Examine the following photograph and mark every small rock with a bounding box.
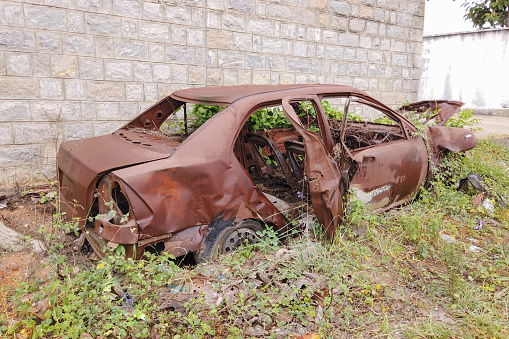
[31,240,47,253]
[0,221,26,252]
[250,325,265,336]
[440,233,455,244]
[352,224,367,238]
[275,248,290,259]
[297,214,316,229]
[469,245,482,252]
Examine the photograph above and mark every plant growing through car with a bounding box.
[445,108,481,131]
[176,100,348,134]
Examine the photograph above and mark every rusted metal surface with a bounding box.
[163,225,208,258]
[397,100,465,126]
[349,138,428,212]
[427,126,476,166]
[57,85,477,259]
[281,96,344,238]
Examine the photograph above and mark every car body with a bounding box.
[57,85,476,260]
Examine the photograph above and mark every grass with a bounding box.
[2,137,509,338]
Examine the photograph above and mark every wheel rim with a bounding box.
[220,227,259,254]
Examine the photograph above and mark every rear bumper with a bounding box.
[94,218,139,244]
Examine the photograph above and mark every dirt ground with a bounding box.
[0,192,53,276]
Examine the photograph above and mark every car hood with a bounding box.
[397,100,464,126]
[58,129,182,190]
[427,126,477,166]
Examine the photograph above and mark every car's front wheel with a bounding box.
[194,219,264,263]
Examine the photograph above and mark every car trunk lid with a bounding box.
[58,129,182,191]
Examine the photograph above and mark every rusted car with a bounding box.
[57,85,476,261]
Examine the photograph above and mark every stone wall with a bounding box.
[0,0,425,188]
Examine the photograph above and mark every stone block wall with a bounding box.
[0,0,425,188]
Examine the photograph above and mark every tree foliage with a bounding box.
[461,0,509,28]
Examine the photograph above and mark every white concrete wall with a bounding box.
[419,28,509,111]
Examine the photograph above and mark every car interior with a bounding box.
[228,96,407,219]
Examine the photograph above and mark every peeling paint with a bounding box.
[351,184,392,210]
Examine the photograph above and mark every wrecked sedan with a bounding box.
[57,85,476,261]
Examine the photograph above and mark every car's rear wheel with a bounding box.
[194,219,264,263]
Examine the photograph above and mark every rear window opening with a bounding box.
[159,104,226,138]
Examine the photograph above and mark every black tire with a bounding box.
[194,219,264,263]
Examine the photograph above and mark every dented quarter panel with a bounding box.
[397,100,465,126]
[57,132,179,221]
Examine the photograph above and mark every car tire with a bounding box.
[194,219,264,263]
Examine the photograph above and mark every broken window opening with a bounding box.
[159,104,226,138]
[234,103,317,219]
[323,95,406,152]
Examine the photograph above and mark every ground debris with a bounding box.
[3,135,509,338]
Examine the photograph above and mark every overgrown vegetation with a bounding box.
[2,114,509,338]
[174,100,388,136]
[444,108,481,130]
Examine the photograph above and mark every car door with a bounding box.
[281,96,344,239]
[349,138,428,211]
[343,97,429,211]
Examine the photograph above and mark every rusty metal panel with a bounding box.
[170,84,358,106]
[281,96,344,238]
[349,138,428,212]
[397,100,465,126]
[56,85,478,259]
[427,126,477,166]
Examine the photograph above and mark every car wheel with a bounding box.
[194,219,264,263]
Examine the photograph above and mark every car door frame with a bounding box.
[281,95,344,239]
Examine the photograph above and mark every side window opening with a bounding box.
[323,96,405,152]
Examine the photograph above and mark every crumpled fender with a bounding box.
[397,100,464,126]
[427,126,477,166]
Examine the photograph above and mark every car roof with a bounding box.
[170,84,362,106]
